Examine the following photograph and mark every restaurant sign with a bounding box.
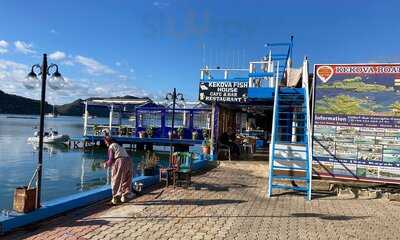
[199,81,248,103]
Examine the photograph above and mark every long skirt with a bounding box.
[111,157,133,197]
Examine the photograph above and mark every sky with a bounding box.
[0,0,400,104]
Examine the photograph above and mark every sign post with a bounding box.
[312,63,400,183]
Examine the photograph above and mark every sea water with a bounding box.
[0,114,184,210]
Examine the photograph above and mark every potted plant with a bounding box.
[202,139,211,155]
[177,127,185,139]
[192,130,198,140]
[138,130,146,138]
[119,126,128,136]
[168,130,174,139]
[203,129,210,140]
[145,126,155,138]
[139,151,160,176]
[93,124,99,135]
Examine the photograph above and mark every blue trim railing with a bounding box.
[0,157,213,235]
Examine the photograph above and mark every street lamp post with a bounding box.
[24,54,65,209]
[165,88,184,157]
[166,88,184,133]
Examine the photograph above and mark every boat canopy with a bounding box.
[86,98,151,107]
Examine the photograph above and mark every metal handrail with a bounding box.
[28,166,39,190]
[279,36,293,85]
[303,58,313,200]
[267,60,281,197]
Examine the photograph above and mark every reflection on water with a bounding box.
[0,115,175,210]
[30,143,70,155]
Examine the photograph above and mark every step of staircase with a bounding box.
[269,86,311,200]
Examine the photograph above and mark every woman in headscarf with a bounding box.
[103,136,134,204]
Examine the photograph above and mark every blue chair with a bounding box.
[173,152,193,187]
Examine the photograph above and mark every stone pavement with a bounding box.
[4,161,400,240]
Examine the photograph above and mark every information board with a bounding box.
[199,81,248,103]
[313,64,400,183]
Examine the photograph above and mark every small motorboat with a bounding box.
[45,106,58,118]
[82,113,95,119]
[27,129,70,144]
[45,113,58,118]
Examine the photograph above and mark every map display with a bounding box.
[313,64,400,183]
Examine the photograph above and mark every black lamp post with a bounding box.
[165,88,184,156]
[165,88,184,134]
[24,54,65,209]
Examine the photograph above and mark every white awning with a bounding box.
[87,98,151,106]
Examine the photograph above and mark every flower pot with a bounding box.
[192,133,198,140]
[202,146,210,155]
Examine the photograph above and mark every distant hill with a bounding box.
[55,99,86,116]
[55,96,150,117]
[0,90,150,116]
[0,90,52,115]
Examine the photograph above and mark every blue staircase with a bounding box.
[266,38,312,200]
[267,37,293,80]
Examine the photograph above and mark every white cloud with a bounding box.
[14,41,35,54]
[75,55,115,75]
[49,51,66,61]
[129,68,135,73]
[0,59,75,104]
[0,60,28,79]
[0,40,8,48]
[50,29,58,34]
[0,58,157,105]
[54,79,153,103]
[153,1,170,8]
[119,75,128,81]
[0,60,35,98]
[0,40,8,54]
[62,60,75,66]
[115,62,121,67]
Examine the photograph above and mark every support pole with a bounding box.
[182,107,187,128]
[210,103,219,159]
[169,88,177,158]
[118,106,122,134]
[109,104,114,136]
[83,101,88,136]
[267,50,273,88]
[249,63,253,87]
[36,54,48,209]
[171,88,176,131]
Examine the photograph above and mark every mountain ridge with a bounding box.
[0,90,149,116]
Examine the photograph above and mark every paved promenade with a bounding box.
[4,161,400,240]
